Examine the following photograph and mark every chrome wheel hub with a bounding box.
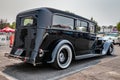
[59,52,65,63]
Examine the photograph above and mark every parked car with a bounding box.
[5,7,114,69]
[102,32,120,44]
[97,32,106,37]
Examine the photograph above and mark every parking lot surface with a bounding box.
[60,45,120,80]
[0,45,120,80]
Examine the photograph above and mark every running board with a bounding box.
[75,53,102,60]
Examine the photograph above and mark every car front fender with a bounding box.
[102,40,113,55]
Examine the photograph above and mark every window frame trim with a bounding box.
[51,13,75,30]
[89,23,96,34]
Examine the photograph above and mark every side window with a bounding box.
[76,20,88,32]
[52,15,74,29]
[90,23,95,33]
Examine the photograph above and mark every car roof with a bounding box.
[18,7,96,24]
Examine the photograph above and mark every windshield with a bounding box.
[106,33,119,37]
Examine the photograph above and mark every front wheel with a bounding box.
[52,44,72,69]
[107,44,114,55]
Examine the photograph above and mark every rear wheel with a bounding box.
[107,44,114,55]
[52,44,72,69]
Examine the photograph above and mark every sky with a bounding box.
[0,0,120,26]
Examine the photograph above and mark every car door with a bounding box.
[75,20,91,55]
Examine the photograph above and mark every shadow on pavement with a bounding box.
[2,55,117,80]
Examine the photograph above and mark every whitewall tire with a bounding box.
[52,44,72,69]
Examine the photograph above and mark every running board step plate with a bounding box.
[75,53,102,60]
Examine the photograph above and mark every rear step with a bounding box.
[4,53,38,66]
[4,53,28,61]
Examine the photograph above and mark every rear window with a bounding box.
[21,16,37,26]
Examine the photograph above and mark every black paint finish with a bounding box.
[10,7,97,64]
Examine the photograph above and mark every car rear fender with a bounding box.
[47,40,75,63]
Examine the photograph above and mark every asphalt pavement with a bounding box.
[0,45,120,80]
[60,45,120,80]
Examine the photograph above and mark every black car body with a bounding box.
[7,7,114,69]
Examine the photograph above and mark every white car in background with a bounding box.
[97,32,106,37]
[102,33,120,44]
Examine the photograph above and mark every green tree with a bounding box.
[10,22,16,29]
[0,19,10,29]
[102,26,106,32]
[108,25,113,32]
[96,25,101,32]
[116,22,120,32]
[90,17,101,32]
[0,23,10,29]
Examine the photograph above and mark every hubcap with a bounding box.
[59,52,65,63]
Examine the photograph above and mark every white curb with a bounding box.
[0,71,18,80]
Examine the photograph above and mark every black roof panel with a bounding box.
[18,7,95,24]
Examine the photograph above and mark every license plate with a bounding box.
[15,49,24,56]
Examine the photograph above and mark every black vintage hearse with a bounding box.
[7,7,114,69]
